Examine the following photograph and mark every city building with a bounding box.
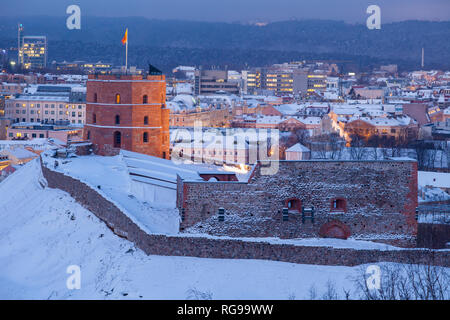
[244,66,327,96]
[4,84,86,124]
[6,121,83,144]
[194,70,240,95]
[19,36,47,69]
[51,61,113,74]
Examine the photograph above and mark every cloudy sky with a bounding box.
[2,0,450,23]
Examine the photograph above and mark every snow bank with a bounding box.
[41,152,180,235]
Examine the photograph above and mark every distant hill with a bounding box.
[0,16,449,72]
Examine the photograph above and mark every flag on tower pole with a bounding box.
[121,28,128,72]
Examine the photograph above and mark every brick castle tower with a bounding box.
[84,69,170,158]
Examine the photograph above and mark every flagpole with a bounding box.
[125,29,128,73]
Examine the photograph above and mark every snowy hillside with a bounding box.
[0,159,374,299]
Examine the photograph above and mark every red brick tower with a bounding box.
[84,73,170,158]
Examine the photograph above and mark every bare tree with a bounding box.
[329,133,344,160]
[353,263,449,300]
[349,135,367,160]
[412,141,435,170]
[186,287,213,300]
[294,129,310,146]
[321,280,339,300]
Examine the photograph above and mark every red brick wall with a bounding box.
[84,74,169,158]
[178,160,419,246]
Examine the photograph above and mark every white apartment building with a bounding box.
[4,85,86,125]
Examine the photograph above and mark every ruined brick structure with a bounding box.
[84,73,170,158]
[41,158,449,265]
[177,160,419,246]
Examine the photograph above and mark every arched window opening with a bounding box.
[93,113,97,124]
[87,131,91,140]
[93,93,98,103]
[115,93,121,104]
[144,116,149,125]
[331,198,347,212]
[285,198,301,212]
[143,132,149,143]
[115,114,120,125]
[113,131,121,148]
[143,95,148,104]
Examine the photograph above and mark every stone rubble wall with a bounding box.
[40,158,449,267]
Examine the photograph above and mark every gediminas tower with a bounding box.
[84,68,170,158]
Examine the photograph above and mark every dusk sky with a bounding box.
[2,0,450,23]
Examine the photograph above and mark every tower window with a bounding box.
[87,131,91,140]
[93,113,97,124]
[143,132,149,143]
[331,198,347,212]
[143,95,148,104]
[115,94,121,104]
[144,116,148,125]
[115,115,120,125]
[113,131,121,148]
[93,93,98,103]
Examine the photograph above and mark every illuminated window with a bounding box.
[115,94,121,104]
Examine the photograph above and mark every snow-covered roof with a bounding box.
[10,95,70,102]
[418,171,450,189]
[121,150,228,187]
[0,148,38,160]
[171,94,196,108]
[291,116,321,125]
[286,143,310,153]
[274,104,303,115]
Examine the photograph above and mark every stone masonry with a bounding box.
[40,158,449,267]
[178,160,419,246]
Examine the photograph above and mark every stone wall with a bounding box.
[40,158,449,267]
[178,160,418,245]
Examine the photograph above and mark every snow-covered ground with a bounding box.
[41,152,180,235]
[1,159,449,299]
[0,160,366,299]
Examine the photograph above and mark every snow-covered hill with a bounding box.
[0,159,372,299]
[3,160,447,299]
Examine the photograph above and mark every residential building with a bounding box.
[4,84,86,124]
[6,121,83,144]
